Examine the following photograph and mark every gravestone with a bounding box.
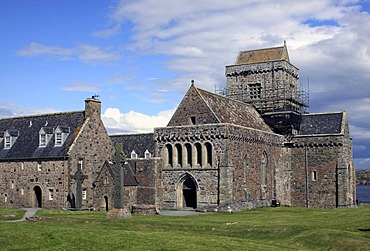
[70,164,88,209]
[106,143,132,219]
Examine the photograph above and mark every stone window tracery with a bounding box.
[205,142,213,167]
[248,83,262,99]
[185,143,192,167]
[260,151,268,199]
[175,144,183,167]
[164,144,173,167]
[163,141,213,169]
[195,143,202,167]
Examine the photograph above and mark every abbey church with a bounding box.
[0,44,356,211]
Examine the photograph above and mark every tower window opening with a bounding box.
[248,83,262,99]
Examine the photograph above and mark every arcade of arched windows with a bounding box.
[163,142,214,168]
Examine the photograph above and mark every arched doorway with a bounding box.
[33,186,42,208]
[183,178,197,208]
[104,196,109,211]
[177,175,197,209]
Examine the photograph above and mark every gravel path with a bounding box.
[4,208,41,222]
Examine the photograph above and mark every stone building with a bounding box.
[0,44,356,211]
[0,97,114,209]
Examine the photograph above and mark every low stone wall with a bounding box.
[131,204,159,215]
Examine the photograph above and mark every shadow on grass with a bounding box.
[358,228,370,231]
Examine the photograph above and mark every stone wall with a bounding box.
[0,159,68,208]
[127,158,162,207]
[290,134,355,208]
[68,99,114,209]
[225,60,300,111]
[155,123,286,210]
[225,125,285,205]
[161,169,219,209]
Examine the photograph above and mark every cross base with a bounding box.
[106,208,132,219]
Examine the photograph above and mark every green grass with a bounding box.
[0,208,25,221]
[1,205,370,250]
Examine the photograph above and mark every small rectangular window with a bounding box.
[21,188,24,196]
[4,136,11,149]
[4,194,7,203]
[82,189,87,200]
[39,134,46,146]
[37,162,42,171]
[48,189,54,200]
[55,133,62,145]
[312,171,317,181]
[11,181,14,189]
[21,162,24,170]
[78,158,84,170]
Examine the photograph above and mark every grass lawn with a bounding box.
[0,205,369,250]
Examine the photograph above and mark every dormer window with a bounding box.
[54,126,70,146]
[4,130,19,149]
[39,127,53,147]
[4,136,11,148]
[55,132,62,145]
[144,150,152,159]
[131,150,138,159]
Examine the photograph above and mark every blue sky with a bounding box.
[1,0,370,169]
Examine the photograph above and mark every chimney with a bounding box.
[85,95,101,119]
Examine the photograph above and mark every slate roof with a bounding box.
[195,87,273,132]
[110,133,155,158]
[0,111,85,160]
[236,45,290,65]
[101,161,139,186]
[298,112,343,135]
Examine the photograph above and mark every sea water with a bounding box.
[356,185,370,203]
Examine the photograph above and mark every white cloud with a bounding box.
[0,103,58,118]
[92,0,370,160]
[350,125,370,140]
[17,42,73,60]
[17,42,120,65]
[62,82,99,92]
[78,44,120,64]
[102,107,175,134]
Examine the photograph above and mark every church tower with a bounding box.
[224,42,308,135]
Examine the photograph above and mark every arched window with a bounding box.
[195,143,202,167]
[175,144,183,168]
[205,142,213,167]
[260,151,268,199]
[243,154,249,181]
[185,143,192,167]
[164,144,173,167]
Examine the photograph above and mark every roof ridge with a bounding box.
[0,110,84,121]
[193,85,221,123]
[240,45,285,53]
[302,111,344,116]
[110,132,154,137]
